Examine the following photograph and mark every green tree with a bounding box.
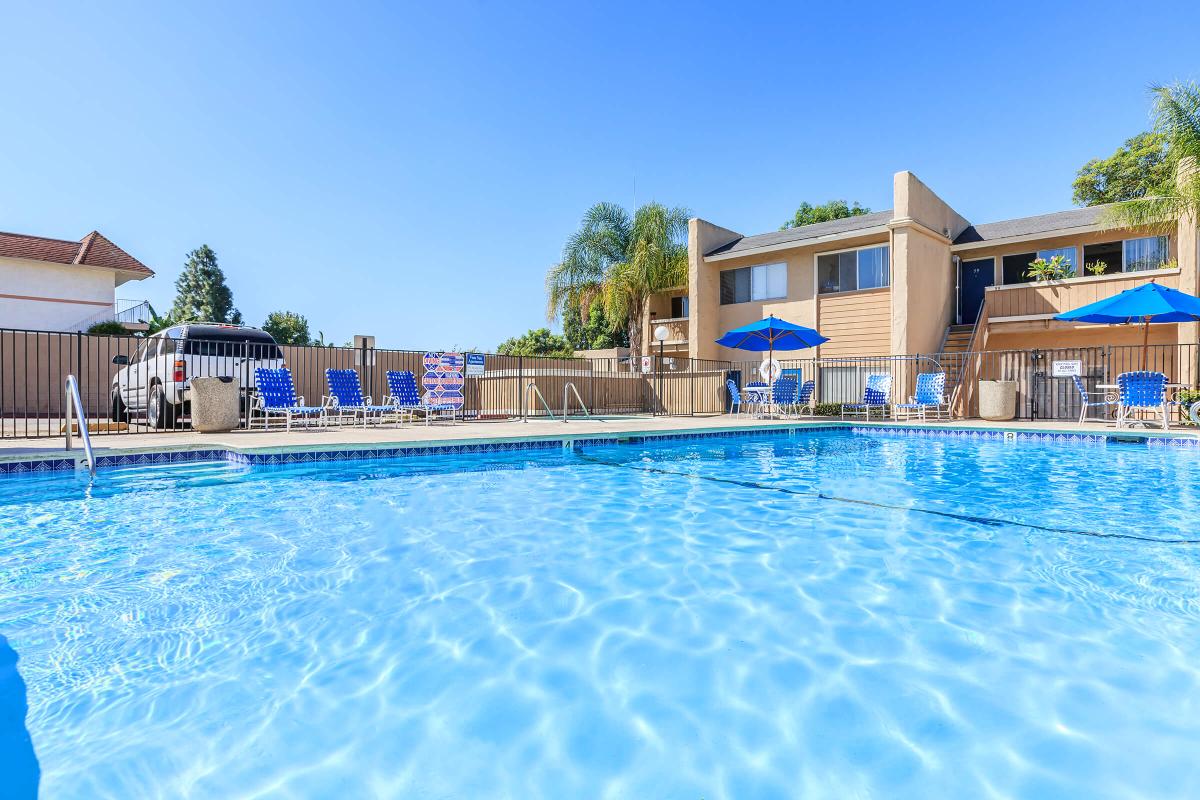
[262,310,312,345]
[139,304,176,335]
[170,245,243,324]
[562,296,628,350]
[1073,132,1172,206]
[781,200,870,230]
[496,327,575,357]
[546,201,689,357]
[1104,82,1200,231]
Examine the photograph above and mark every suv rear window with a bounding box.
[182,328,284,359]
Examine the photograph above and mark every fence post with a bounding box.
[242,340,251,429]
[517,356,524,421]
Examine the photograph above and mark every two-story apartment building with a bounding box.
[0,229,154,332]
[645,170,1198,367]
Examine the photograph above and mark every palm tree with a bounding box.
[547,202,689,357]
[1104,81,1200,231]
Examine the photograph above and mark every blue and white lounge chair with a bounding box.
[385,370,458,425]
[254,367,326,431]
[1117,371,1169,430]
[324,369,402,427]
[841,374,892,420]
[1071,375,1116,425]
[726,379,744,416]
[894,372,949,421]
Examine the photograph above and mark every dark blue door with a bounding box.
[959,258,994,324]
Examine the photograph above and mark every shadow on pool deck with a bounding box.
[0,634,40,799]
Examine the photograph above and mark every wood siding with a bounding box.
[817,288,891,356]
[987,270,1180,318]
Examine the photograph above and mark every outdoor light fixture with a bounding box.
[653,325,669,416]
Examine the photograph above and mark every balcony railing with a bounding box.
[986,267,1180,320]
[72,299,152,331]
[651,316,689,344]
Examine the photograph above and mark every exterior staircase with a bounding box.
[935,323,974,389]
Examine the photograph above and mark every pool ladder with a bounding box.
[521,381,593,423]
[64,375,96,477]
[561,382,591,423]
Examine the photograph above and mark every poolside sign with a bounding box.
[640,356,652,373]
[1052,360,1082,378]
[421,352,465,410]
[465,353,486,376]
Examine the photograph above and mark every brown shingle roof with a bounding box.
[0,230,153,277]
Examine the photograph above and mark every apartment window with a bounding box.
[670,296,689,318]
[1123,235,1169,272]
[1001,252,1036,284]
[1037,247,1077,275]
[719,263,787,304]
[816,245,889,294]
[1082,241,1122,276]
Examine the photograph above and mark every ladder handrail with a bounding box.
[561,381,592,423]
[64,375,96,477]
[522,381,556,422]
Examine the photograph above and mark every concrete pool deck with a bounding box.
[2,414,1199,471]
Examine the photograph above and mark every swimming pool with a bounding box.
[2,429,1199,798]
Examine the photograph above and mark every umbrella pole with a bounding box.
[1141,316,1149,371]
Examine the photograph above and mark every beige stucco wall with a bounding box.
[0,257,118,332]
[889,172,966,357]
[687,219,742,360]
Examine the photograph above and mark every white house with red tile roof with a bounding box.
[0,230,154,332]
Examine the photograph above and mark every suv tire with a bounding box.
[110,389,128,423]
[147,383,177,430]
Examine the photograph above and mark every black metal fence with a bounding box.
[2,326,1198,440]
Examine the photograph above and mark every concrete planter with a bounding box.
[190,376,240,433]
[978,380,1017,421]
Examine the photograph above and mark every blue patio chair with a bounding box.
[1116,371,1169,430]
[841,374,892,421]
[726,378,744,417]
[385,370,458,426]
[794,379,815,417]
[324,369,402,427]
[253,367,326,431]
[894,372,949,421]
[1071,374,1116,425]
[771,376,798,415]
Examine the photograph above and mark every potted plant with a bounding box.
[1084,260,1108,276]
[1024,254,1074,282]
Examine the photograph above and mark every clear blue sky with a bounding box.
[2,1,1198,349]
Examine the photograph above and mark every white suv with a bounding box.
[111,323,285,429]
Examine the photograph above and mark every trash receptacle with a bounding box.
[978,379,1017,421]
[190,376,240,433]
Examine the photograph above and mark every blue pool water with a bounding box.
[3,430,1200,798]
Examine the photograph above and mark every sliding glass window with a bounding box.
[720,263,787,305]
[816,245,889,294]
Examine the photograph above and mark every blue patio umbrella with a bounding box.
[715,315,828,383]
[1054,281,1200,369]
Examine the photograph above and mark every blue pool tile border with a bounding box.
[850,426,1109,445]
[3,422,1200,477]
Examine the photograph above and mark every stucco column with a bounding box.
[687,219,742,361]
